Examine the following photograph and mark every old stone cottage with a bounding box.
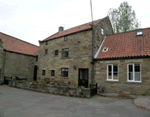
[38,16,113,87]
[94,28,150,94]
[38,16,150,95]
[0,32,39,84]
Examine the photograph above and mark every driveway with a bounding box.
[0,85,149,117]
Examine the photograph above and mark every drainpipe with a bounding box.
[91,24,94,86]
[2,49,6,83]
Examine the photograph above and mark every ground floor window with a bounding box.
[61,68,68,77]
[42,70,46,76]
[51,70,55,76]
[127,63,141,82]
[107,64,118,81]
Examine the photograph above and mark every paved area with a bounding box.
[134,96,150,111]
[0,85,150,117]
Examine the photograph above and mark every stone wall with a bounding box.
[8,80,91,98]
[4,51,36,80]
[38,30,92,87]
[95,58,150,95]
[93,16,114,55]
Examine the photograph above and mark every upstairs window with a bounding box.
[45,49,48,54]
[127,64,141,82]
[45,41,48,45]
[62,48,69,57]
[42,70,46,76]
[64,36,68,41]
[101,28,104,35]
[61,68,68,77]
[107,64,118,81]
[36,56,38,61]
[51,70,55,76]
[55,50,58,56]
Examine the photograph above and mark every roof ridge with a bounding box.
[0,32,39,47]
[107,27,150,37]
[41,17,105,42]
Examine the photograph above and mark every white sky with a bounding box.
[0,0,150,46]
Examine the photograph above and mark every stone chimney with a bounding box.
[59,26,64,32]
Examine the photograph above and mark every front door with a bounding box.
[33,66,38,81]
[78,69,88,88]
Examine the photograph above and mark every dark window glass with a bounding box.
[64,36,67,41]
[62,48,69,57]
[51,70,55,76]
[113,65,118,72]
[45,49,48,54]
[135,64,140,72]
[55,50,58,56]
[108,65,111,72]
[61,68,68,77]
[42,70,46,76]
[129,65,133,72]
[45,41,48,45]
[36,56,38,61]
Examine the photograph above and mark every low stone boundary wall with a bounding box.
[8,80,91,98]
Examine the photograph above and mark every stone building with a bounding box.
[94,28,150,94]
[38,16,113,87]
[0,32,39,84]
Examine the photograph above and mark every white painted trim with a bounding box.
[94,36,106,58]
[127,63,141,82]
[107,64,119,81]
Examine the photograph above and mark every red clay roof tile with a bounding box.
[97,28,150,59]
[42,18,104,42]
[0,32,39,56]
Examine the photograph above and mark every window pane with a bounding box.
[129,72,133,80]
[135,64,140,72]
[113,74,118,80]
[113,65,118,72]
[108,65,111,72]
[129,65,133,72]
[135,72,141,81]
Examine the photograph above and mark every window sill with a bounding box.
[125,81,142,84]
[61,57,70,59]
[61,77,69,79]
[105,80,120,83]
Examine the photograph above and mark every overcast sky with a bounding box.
[0,0,150,46]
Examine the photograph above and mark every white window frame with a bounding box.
[127,63,141,83]
[107,64,119,81]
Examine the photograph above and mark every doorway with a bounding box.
[33,66,38,81]
[78,69,89,88]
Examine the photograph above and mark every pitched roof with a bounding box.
[96,28,150,59]
[0,32,39,56]
[41,18,105,42]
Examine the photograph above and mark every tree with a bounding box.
[108,1,141,33]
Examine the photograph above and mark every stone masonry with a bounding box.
[38,17,113,87]
[95,58,150,95]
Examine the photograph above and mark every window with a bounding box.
[136,30,143,36]
[102,46,109,52]
[61,68,68,77]
[45,41,48,45]
[45,49,48,54]
[64,36,67,41]
[51,70,55,76]
[62,48,69,57]
[36,56,38,61]
[127,64,141,82]
[107,64,118,81]
[42,70,46,76]
[55,50,58,56]
[101,28,104,35]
